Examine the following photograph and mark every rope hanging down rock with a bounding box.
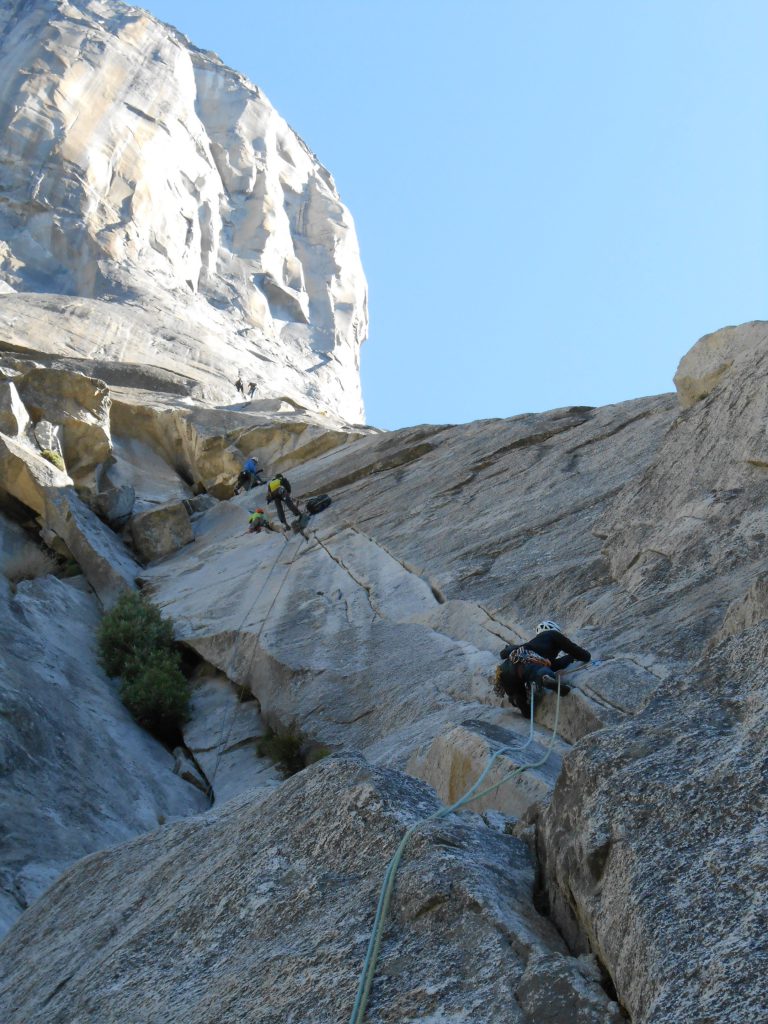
[348,681,565,1024]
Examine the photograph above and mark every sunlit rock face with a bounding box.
[0,327,766,1021]
[0,0,367,422]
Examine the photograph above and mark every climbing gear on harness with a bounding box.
[536,620,561,634]
[348,681,565,1024]
[510,646,550,667]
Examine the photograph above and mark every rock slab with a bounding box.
[0,569,207,937]
[0,753,621,1023]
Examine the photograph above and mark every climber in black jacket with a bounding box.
[496,620,591,719]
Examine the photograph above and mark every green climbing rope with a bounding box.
[348,681,564,1024]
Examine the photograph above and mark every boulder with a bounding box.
[42,486,139,607]
[0,381,28,437]
[0,434,137,603]
[14,367,111,486]
[0,432,70,514]
[182,494,218,517]
[93,484,135,527]
[130,501,194,563]
[674,321,768,408]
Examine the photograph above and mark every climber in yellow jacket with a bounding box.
[266,473,301,528]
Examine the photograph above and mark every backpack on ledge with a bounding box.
[305,494,332,515]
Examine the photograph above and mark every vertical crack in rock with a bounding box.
[311,530,383,621]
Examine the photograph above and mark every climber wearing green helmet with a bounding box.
[495,620,591,719]
[247,508,283,535]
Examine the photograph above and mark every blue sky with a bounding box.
[141,1,767,429]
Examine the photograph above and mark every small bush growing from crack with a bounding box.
[3,544,58,588]
[98,592,190,732]
[258,726,332,776]
[258,727,305,775]
[41,449,65,471]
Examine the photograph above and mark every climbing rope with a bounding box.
[206,530,306,795]
[347,680,565,1024]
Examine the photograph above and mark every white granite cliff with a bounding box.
[0,0,367,422]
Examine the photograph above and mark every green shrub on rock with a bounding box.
[97,592,175,677]
[98,592,189,731]
[41,449,65,471]
[120,649,190,732]
[257,727,332,775]
[257,726,305,775]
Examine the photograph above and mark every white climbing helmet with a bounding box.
[536,620,561,634]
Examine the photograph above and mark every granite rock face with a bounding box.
[0,1,763,1015]
[130,500,194,563]
[182,669,283,806]
[536,623,767,1024]
[140,395,679,777]
[600,321,768,659]
[1,322,766,1023]
[0,565,207,937]
[0,753,622,1024]
[126,338,762,1024]
[0,0,367,422]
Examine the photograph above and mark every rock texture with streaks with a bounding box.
[0,568,207,936]
[0,754,623,1024]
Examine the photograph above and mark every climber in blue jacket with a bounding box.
[234,456,265,494]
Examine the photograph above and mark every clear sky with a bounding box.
[140,0,767,430]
